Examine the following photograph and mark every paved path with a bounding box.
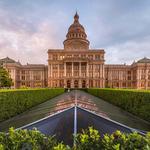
[0,90,150,132]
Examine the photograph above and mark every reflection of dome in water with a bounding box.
[63,12,90,50]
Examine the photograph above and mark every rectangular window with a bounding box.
[81,54,86,58]
[53,55,58,60]
[22,82,25,86]
[22,70,25,74]
[67,55,72,58]
[22,76,25,80]
[95,55,100,60]
[60,55,64,60]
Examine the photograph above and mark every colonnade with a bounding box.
[48,62,104,88]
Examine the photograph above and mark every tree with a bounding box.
[0,67,12,88]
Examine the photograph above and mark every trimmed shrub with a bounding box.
[0,88,64,122]
[0,127,150,150]
[87,88,150,122]
[75,127,101,150]
[0,127,58,150]
[76,127,150,150]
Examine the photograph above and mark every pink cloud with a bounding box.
[0,9,63,64]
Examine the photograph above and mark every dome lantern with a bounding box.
[74,12,79,23]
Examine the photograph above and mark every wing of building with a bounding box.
[1,13,150,89]
[0,57,48,88]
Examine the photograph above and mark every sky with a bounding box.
[0,0,150,64]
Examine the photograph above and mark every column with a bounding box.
[51,64,53,77]
[86,62,89,88]
[13,69,16,88]
[71,79,74,88]
[137,69,139,89]
[31,71,33,88]
[103,65,105,78]
[57,64,60,87]
[92,64,94,88]
[41,71,43,87]
[57,64,59,77]
[99,65,102,88]
[78,62,82,88]
[145,68,148,90]
[86,62,89,77]
[79,79,82,88]
[64,79,66,88]
[93,64,95,78]
[100,64,102,78]
[102,64,105,88]
[79,62,81,77]
[64,62,66,77]
[72,62,74,77]
[93,80,95,88]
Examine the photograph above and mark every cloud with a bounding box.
[106,36,150,64]
[0,7,66,64]
[0,20,62,64]
[0,0,150,65]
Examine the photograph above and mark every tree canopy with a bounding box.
[0,67,12,88]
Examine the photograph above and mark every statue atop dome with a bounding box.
[63,12,90,50]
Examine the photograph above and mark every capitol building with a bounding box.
[0,13,150,89]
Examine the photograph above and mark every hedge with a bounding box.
[87,88,150,122]
[0,88,64,122]
[0,127,150,150]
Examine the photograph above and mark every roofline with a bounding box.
[48,49,105,53]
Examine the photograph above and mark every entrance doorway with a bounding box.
[67,80,71,88]
[74,80,79,88]
[82,80,86,88]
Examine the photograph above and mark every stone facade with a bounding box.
[0,57,48,88]
[48,49,105,88]
[48,12,105,88]
[1,13,150,89]
[105,58,150,89]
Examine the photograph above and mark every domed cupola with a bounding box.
[63,12,90,50]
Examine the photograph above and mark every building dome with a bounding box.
[63,12,90,50]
